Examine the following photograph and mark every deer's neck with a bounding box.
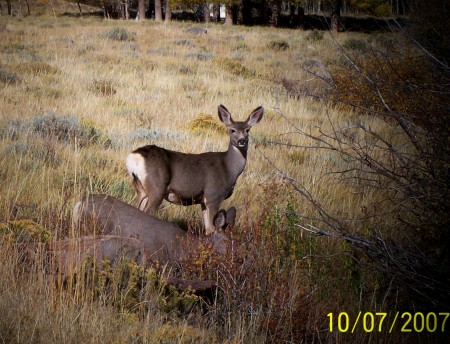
[225,142,247,181]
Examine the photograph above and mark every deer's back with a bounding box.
[75,194,187,262]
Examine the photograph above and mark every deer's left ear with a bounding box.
[246,106,264,127]
[218,105,234,126]
[226,206,236,228]
[213,209,227,230]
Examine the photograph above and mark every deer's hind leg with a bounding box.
[138,173,168,214]
[131,174,149,211]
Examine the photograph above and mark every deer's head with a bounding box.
[218,105,264,153]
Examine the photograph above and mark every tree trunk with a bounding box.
[164,0,171,22]
[138,0,145,20]
[298,6,305,30]
[77,1,83,16]
[124,0,130,20]
[212,3,220,22]
[203,3,210,22]
[330,0,342,32]
[25,0,30,15]
[236,0,244,25]
[225,4,233,25]
[154,0,162,21]
[268,0,281,27]
[6,0,12,15]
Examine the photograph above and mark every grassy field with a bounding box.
[0,2,445,344]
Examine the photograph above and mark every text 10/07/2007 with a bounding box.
[327,312,449,333]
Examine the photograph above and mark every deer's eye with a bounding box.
[230,129,236,133]
[245,129,250,134]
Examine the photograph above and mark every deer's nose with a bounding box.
[237,139,248,147]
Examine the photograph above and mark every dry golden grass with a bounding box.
[0,4,437,343]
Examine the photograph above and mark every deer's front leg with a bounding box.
[202,202,220,235]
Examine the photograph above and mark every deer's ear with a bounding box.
[213,209,227,230]
[246,106,264,126]
[226,207,236,228]
[218,105,234,126]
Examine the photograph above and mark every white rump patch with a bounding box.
[125,153,147,181]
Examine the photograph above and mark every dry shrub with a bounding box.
[267,40,290,51]
[14,61,60,75]
[0,69,20,84]
[152,323,216,343]
[295,33,450,311]
[179,183,320,343]
[0,220,51,243]
[187,114,228,135]
[330,38,450,236]
[90,79,117,96]
[100,27,135,41]
[31,112,110,147]
[214,57,257,79]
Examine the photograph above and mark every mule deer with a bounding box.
[47,235,147,277]
[125,105,263,234]
[73,194,235,263]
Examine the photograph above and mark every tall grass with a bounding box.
[0,4,443,343]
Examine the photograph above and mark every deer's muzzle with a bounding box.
[237,139,248,147]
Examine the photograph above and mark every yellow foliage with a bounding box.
[187,113,228,135]
[0,219,51,243]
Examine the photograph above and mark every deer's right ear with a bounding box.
[246,106,264,127]
[218,105,233,126]
[213,209,227,230]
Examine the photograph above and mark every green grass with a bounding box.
[0,3,438,344]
